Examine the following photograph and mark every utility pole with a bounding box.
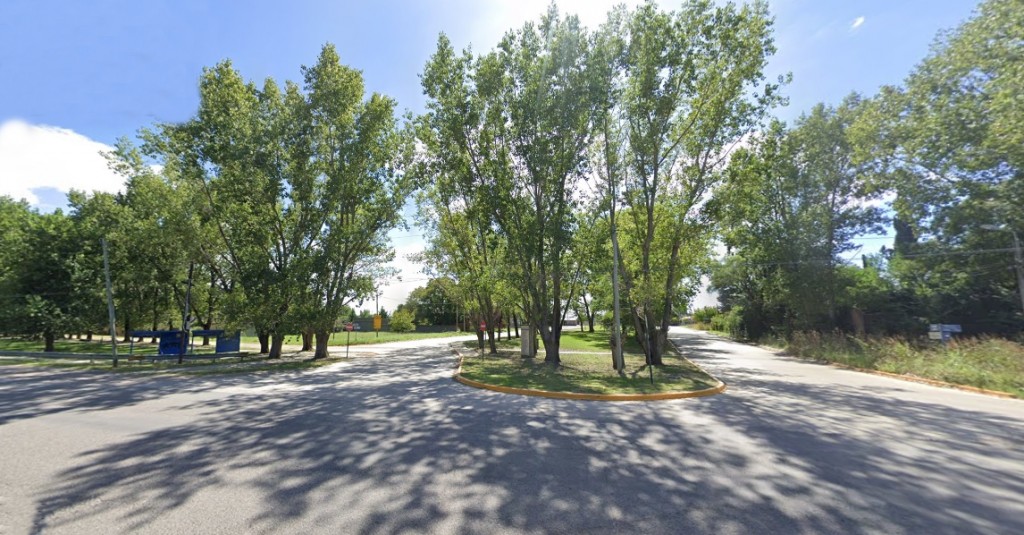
[1012,230,1024,316]
[609,169,625,374]
[101,238,118,368]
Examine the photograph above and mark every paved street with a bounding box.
[1,328,1022,534]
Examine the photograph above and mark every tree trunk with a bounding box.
[506,313,512,339]
[632,306,665,366]
[44,331,55,352]
[541,322,560,365]
[257,332,270,354]
[513,312,520,338]
[86,331,93,342]
[652,327,667,366]
[543,336,560,364]
[204,270,215,346]
[151,288,160,344]
[476,329,485,350]
[649,309,665,366]
[314,330,331,359]
[487,329,497,354]
[581,294,595,333]
[122,312,131,343]
[301,329,313,351]
[269,333,284,359]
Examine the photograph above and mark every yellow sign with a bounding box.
[373,314,382,331]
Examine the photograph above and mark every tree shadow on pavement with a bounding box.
[19,342,1024,534]
[0,366,232,425]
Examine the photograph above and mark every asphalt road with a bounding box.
[1,327,1022,534]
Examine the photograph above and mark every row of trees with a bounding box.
[712,0,1023,339]
[1,45,410,359]
[3,0,1016,363]
[0,159,199,352]
[413,0,782,366]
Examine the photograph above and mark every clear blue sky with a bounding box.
[0,0,980,144]
[0,0,982,308]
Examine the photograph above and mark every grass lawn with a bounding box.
[464,328,645,353]
[241,330,468,347]
[458,329,720,395]
[0,337,215,356]
[0,351,342,376]
[786,332,1024,398]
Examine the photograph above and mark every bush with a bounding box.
[599,311,631,337]
[692,306,719,324]
[389,309,415,333]
[710,307,745,338]
[692,305,716,321]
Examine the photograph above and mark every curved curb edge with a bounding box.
[450,346,727,402]
[690,327,1018,400]
[827,362,1018,399]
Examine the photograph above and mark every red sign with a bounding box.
[480,321,487,331]
[345,322,354,332]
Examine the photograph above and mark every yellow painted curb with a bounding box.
[451,348,727,402]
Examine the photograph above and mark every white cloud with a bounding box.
[850,16,865,31]
[0,119,123,208]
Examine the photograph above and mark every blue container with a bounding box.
[158,331,186,355]
[215,331,241,353]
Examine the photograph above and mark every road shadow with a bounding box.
[0,366,237,425]
[16,341,1024,534]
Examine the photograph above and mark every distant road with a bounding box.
[1,327,1021,534]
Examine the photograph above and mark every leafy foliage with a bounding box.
[389,309,416,333]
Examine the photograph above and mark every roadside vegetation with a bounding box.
[241,330,468,347]
[0,337,214,355]
[0,0,1019,379]
[459,353,718,396]
[462,329,644,354]
[0,350,341,376]
[687,317,1024,398]
[458,331,718,395]
[784,332,1024,398]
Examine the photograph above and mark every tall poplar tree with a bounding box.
[609,0,782,363]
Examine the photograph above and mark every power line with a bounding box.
[900,247,1016,259]
[719,247,1018,267]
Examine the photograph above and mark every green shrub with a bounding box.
[692,306,719,324]
[599,311,631,337]
[710,307,745,338]
[389,309,415,333]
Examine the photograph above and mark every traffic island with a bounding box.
[452,346,726,401]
